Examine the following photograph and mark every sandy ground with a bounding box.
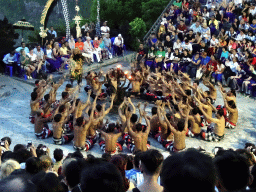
[0,62,256,158]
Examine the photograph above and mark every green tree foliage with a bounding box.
[142,0,170,28]
[90,0,170,50]
[129,18,146,49]
[0,17,19,73]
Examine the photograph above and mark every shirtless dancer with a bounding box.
[202,79,217,104]
[73,94,105,151]
[221,91,238,129]
[155,101,174,145]
[118,97,136,143]
[162,106,190,152]
[126,109,151,153]
[99,123,123,154]
[52,98,77,145]
[34,109,53,139]
[128,71,143,97]
[49,74,66,109]
[30,86,48,124]
[197,101,226,142]
[86,94,115,145]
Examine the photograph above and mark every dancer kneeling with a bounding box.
[126,109,151,154]
[162,106,190,152]
[99,123,123,154]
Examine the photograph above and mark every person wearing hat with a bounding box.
[101,21,110,36]
[114,34,124,56]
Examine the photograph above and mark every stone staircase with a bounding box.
[143,0,175,44]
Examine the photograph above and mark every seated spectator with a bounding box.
[131,149,163,192]
[186,52,201,78]
[212,61,225,84]
[173,0,182,9]
[2,51,18,76]
[103,34,112,57]
[181,39,193,54]
[60,42,69,57]
[33,45,45,73]
[16,42,29,54]
[0,159,20,179]
[68,36,76,50]
[135,43,147,69]
[80,160,125,192]
[164,35,173,50]
[114,34,124,56]
[83,36,102,63]
[160,148,216,192]
[155,46,165,70]
[44,43,61,73]
[190,21,202,34]
[75,37,84,52]
[201,23,211,43]
[93,36,103,60]
[20,49,35,79]
[214,150,251,192]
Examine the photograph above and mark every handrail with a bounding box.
[143,0,175,42]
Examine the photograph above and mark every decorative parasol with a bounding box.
[13,18,34,41]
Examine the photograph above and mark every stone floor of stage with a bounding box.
[1,61,256,158]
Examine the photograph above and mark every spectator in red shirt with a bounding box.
[75,38,84,51]
[177,20,187,41]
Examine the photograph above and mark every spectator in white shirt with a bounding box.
[68,36,76,54]
[101,21,110,36]
[48,26,57,38]
[114,34,124,56]
[83,37,101,63]
[173,39,182,52]
[181,39,193,54]
[15,42,29,54]
[236,29,246,41]
[3,51,17,65]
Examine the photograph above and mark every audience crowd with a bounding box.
[139,0,256,97]
[3,24,125,79]
[1,136,256,192]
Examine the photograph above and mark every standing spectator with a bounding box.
[0,159,20,179]
[101,21,110,36]
[16,42,29,54]
[80,160,125,192]
[161,149,216,192]
[52,148,63,174]
[110,155,133,191]
[214,150,251,192]
[131,149,163,192]
[114,34,124,56]
[81,23,90,37]
[48,26,57,39]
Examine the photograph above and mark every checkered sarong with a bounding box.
[202,131,224,142]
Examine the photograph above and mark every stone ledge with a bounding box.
[11,52,136,86]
